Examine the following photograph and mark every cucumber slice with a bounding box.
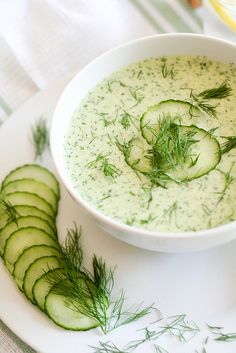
[0,216,56,257]
[125,126,221,182]
[2,179,58,215]
[3,227,59,274]
[45,279,99,331]
[13,245,61,291]
[4,192,55,219]
[23,256,60,302]
[141,100,201,144]
[125,137,152,173]
[33,268,65,311]
[167,125,221,181]
[0,205,56,232]
[1,164,60,199]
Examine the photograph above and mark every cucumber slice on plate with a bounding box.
[0,205,56,232]
[0,216,56,256]
[23,255,60,302]
[45,279,99,331]
[4,192,55,219]
[1,164,60,199]
[14,245,61,291]
[125,137,152,173]
[3,227,59,274]
[141,100,201,144]
[33,268,65,311]
[1,179,58,215]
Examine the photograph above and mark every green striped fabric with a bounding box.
[130,0,202,33]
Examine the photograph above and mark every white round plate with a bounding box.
[0,78,236,353]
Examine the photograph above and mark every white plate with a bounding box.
[0,78,236,353]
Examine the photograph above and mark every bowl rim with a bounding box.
[51,32,236,242]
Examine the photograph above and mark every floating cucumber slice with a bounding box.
[125,125,221,182]
[2,179,58,215]
[3,227,59,274]
[125,137,152,173]
[23,255,60,302]
[141,100,201,144]
[1,164,60,199]
[45,279,99,331]
[14,245,60,291]
[168,125,221,181]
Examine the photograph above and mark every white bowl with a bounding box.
[50,33,236,253]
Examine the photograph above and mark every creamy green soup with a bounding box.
[64,55,236,232]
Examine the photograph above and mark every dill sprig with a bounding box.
[31,118,49,160]
[215,164,234,204]
[220,136,236,154]
[207,324,236,342]
[147,116,197,170]
[48,225,153,334]
[189,81,232,118]
[0,199,20,226]
[87,154,121,178]
[90,341,129,353]
[149,314,200,342]
[197,81,232,100]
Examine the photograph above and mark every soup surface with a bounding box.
[64,55,236,232]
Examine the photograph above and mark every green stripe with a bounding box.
[177,0,202,27]
[149,0,194,32]
[130,0,164,33]
[0,95,12,115]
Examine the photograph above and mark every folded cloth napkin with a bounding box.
[0,1,201,352]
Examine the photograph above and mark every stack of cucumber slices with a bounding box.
[124,100,221,184]
[0,164,98,331]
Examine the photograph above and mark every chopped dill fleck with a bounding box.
[161,61,175,79]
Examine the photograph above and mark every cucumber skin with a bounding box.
[45,280,100,331]
[1,164,60,199]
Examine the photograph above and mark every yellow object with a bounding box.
[209,0,236,32]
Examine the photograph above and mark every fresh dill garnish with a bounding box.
[215,164,234,204]
[129,87,144,108]
[87,154,121,178]
[147,116,197,171]
[189,81,232,118]
[149,314,200,342]
[141,184,153,209]
[197,81,232,100]
[220,135,236,154]
[161,61,175,79]
[0,199,20,225]
[162,201,179,226]
[90,341,129,353]
[97,112,117,127]
[207,323,236,342]
[47,225,153,334]
[143,169,179,189]
[120,111,138,130]
[153,344,169,353]
[31,117,49,159]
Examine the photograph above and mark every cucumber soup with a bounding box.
[64,55,236,232]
